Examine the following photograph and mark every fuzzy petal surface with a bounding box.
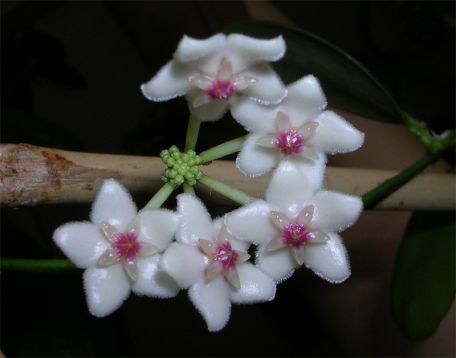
[290,153,327,198]
[236,134,279,177]
[226,34,286,72]
[137,209,180,251]
[230,96,277,133]
[53,222,109,269]
[229,263,276,303]
[174,33,226,63]
[310,111,364,154]
[83,264,130,317]
[312,191,363,232]
[90,179,137,232]
[176,194,216,245]
[225,200,276,245]
[303,233,351,283]
[160,243,206,288]
[265,161,316,216]
[132,255,179,298]
[141,60,192,101]
[189,277,231,332]
[256,244,297,283]
[282,75,327,122]
[241,64,287,105]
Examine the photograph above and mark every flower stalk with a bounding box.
[199,136,246,164]
[198,174,254,205]
[185,114,201,151]
[144,182,174,209]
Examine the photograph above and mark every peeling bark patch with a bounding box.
[0,144,118,205]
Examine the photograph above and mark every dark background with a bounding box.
[1,1,454,356]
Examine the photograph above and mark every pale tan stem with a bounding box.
[1,144,454,210]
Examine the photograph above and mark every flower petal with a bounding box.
[160,243,206,288]
[265,161,316,216]
[302,233,350,283]
[83,264,130,317]
[256,244,297,283]
[311,191,363,232]
[289,153,327,196]
[188,277,231,332]
[230,96,277,133]
[241,64,287,105]
[213,218,249,252]
[225,200,276,245]
[173,33,226,63]
[53,222,109,269]
[186,90,230,121]
[283,75,327,121]
[132,255,179,298]
[90,179,137,233]
[141,60,192,101]
[310,111,364,153]
[229,263,276,303]
[176,194,216,245]
[137,209,180,251]
[226,34,286,71]
[236,134,279,177]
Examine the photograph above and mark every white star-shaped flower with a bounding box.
[225,162,363,283]
[141,33,287,121]
[231,75,365,186]
[53,179,180,317]
[160,194,276,332]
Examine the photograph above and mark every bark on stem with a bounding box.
[1,144,453,210]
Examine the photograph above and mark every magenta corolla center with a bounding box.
[114,232,142,261]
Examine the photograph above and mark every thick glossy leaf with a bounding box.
[225,21,406,123]
[392,211,455,340]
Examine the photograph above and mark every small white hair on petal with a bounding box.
[53,221,108,269]
[90,179,137,233]
[141,61,192,102]
[311,190,363,233]
[226,34,286,71]
[235,134,279,178]
[173,33,226,63]
[229,263,277,304]
[285,75,328,114]
[83,265,131,317]
[302,233,351,283]
[310,111,365,154]
[188,278,232,332]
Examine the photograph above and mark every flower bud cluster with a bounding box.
[160,145,202,187]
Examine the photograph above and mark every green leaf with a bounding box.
[392,211,455,340]
[224,21,406,123]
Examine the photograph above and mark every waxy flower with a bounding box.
[225,162,363,283]
[160,194,276,332]
[141,33,287,121]
[53,180,180,317]
[231,75,364,179]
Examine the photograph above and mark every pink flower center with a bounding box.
[114,232,141,261]
[208,80,236,100]
[214,241,239,270]
[275,129,304,156]
[283,223,311,250]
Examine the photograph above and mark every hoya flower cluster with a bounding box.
[53,33,364,332]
